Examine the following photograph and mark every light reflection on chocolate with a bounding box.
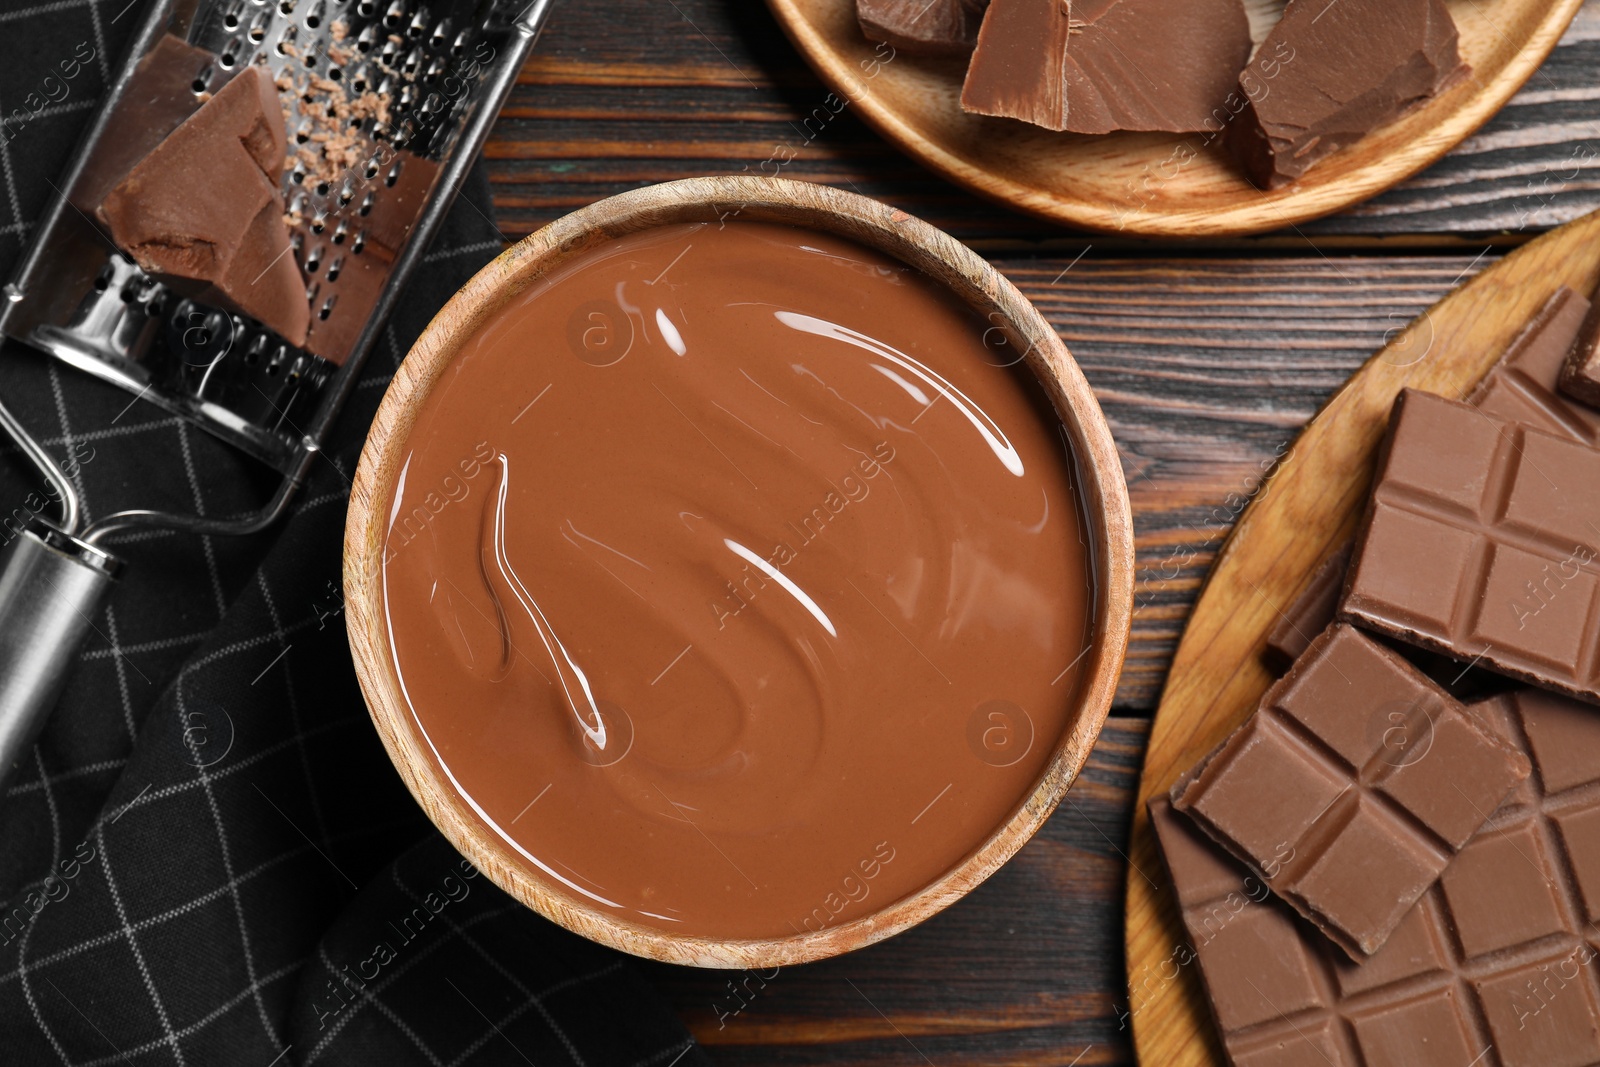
[381,221,1093,939]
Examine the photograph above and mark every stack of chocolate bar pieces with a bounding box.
[1151,286,1600,1065]
[857,0,1468,189]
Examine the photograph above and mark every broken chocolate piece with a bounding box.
[960,0,1071,129]
[1152,684,1600,1067]
[1471,286,1600,445]
[1172,624,1529,958]
[1264,541,1352,671]
[1226,0,1466,189]
[1151,685,1600,1067]
[858,0,986,56]
[960,0,1253,134]
[100,66,308,346]
[1561,290,1600,410]
[1339,389,1600,705]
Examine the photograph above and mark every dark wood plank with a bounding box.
[995,254,1488,710]
[644,716,1149,1067]
[486,0,1600,247]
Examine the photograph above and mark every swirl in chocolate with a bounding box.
[382,221,1093,939]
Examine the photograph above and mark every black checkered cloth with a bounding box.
[0,2,706,1064]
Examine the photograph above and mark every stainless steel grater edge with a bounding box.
[0,0,553,780]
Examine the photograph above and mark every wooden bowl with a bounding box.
[764,0,1583,237]
[344,176,1133,968]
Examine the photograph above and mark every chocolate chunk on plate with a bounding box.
[1152,686,1600,1067]
[1340,389,1600,705]
[858,0,986,56]
[1172,624,1529,958]
[1262,543,1497,700]
[1227,0,1467,189]
[1264,541,1352,671]
[960,0,1253,134]
[1561,287,1600,411]
[1471,285,1600,445]
[99,66,308,346]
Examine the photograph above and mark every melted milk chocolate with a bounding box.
[383,221,1092,940]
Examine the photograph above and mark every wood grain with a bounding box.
[488,0,1600,245]
[1003,254,1490,710]
[346,176,1133,969]
[1123,209,1600,1066]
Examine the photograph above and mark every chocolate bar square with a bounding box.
[1475,954,1600,1067]
[1172,624,1528,958]
[1440,819,1566,956]
[1349,992,1479,1066]
[1555,805,1600,922]
[1151,689,1600,1067]
[1341,389,1600,704]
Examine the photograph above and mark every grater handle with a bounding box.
[0,520,120,790]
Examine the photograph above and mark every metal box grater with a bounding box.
[0,0,552,774]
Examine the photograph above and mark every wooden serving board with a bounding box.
[762,0,1582,238]
[1123,208,1600,1064]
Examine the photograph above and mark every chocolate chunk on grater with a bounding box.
[0,0,555,783]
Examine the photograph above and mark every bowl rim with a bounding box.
[343,175,1133,968]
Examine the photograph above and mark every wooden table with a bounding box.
[482,2,1600,1062]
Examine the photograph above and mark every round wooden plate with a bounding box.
[763,0,1582,238]
[1121,209,1600,1063]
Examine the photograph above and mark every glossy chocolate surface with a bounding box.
[380,221,1094,939]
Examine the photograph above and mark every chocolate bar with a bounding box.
[1471,286,1600,446]
[1226,0,1466,188]
[1340,389,1600,705]
[1262,546,1497,700]
[99,66,308,346]
[1561,291,1600,410]
[1172,624,1529,957]
[857,0,985,56]
[1263,542,1352,670]
[958,0,1070,128]
[1151,686,1600,1067]
[960,0,1253,134]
